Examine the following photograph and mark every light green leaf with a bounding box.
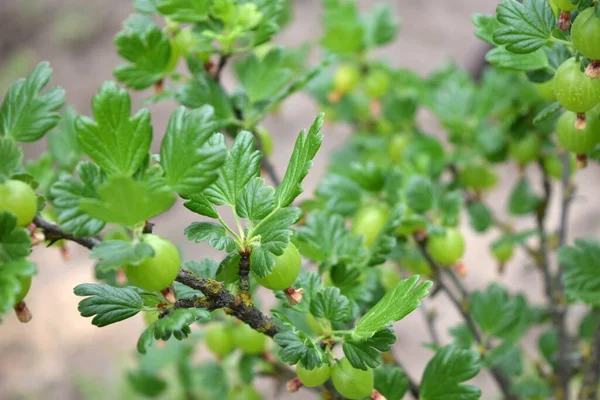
[48,107,82,170]
[472,14,501,45]
[320,0,364,54]
[354,275,432,339]
[114,16,172,89]
[155,0,210,22]
[493,0,555,54]
[74,283,144,327]
[183,193,218,219]
[134,0,159,14]
[343,329,395,370]
[160,106,227,197]
[80,175,175,227]
[235,177,276,220]
[49,162,106,237]
[0,212,31,262]
[276,114,324,207]
[363,4,399,47]
[0,259,37,313]
[0,137,23,182]
[76,82,152,176]
[184,222,237,252]
[420,345,482,400]
[273,321,328,369]
[234,48,293,104]
[0,62,65,142]
[204,131,261,206]
[559,239,600,306]
[90,240,155,273]
[375,365,409,400]
[485,46,548,71]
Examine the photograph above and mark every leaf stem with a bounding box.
[216,212,243,246]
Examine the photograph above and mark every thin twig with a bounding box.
[383,352,420,399]
[419,300,440,347]
[415,237,517,400]
[261,156,282,186]
[214,54,229,83]
[33,216,280,338]
[536,159,570,400]
[578,312,600,400]
[238,251,252,305]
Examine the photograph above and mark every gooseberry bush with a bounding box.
[3,0,600,399]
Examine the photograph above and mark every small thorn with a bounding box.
[14,301,32,323]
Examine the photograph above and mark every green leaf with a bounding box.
[234,48,293,104]
[76,82,152,176]
[406,176,436,214]
[196,362,229,400]
[467,201,494,233]
[160,106,227,197]
[204,131,261,206]
[74,283,144,327]
[354,275,432,339]
[127,371,167,397]
[508,177,541,215]
[494,0,555,54]
[134,0,159,14]
[511,376,552,399]
[0,62,65,142]
[363,4,399,47]
[310,287,350,322]
[368,205,403,266]
[0,212,31,262]
[235,177,276,221]
[114,16,172,89]
[471,284,531,339]
[450,324,475,349]
[343,328,396,370]
[80,175,175,227]
[155,0,210,22]
[90,240,154,273]
[420,345,482,400]
[483,341,523,377]
[321,0,364,54]
[472,14,501,45]
[275,114,324,207]
[533,102,561,126]
[0,137,23,182]
[559,239,600,306]
[249,207,301,277]
[316,174,363,216]
[273,326,328,369]
[485,47,549,71]
[440,191,463,227]
[137,308,211,354]
[375,365,409,400]
[184,193,218,219]
[294,211,367,265]
[48,107,82,170]
[184,222,237,252]
[176,69,234,121]
[0,259,36,313]
[49,162,106,237]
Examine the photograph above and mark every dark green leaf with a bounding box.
[176,69,234,121]
[48,107,82,170]
[90,240,154,273]
[273,328,328,369]
[533,102,561,126]
[49,162,106,237]
[406,176,436,214]
[439,191,463,227]
[467,202,494,233]
[155,0,210,22]
[450,324,474,349]
[74,283,143,327]
[538,328,557,364]
[559,239,600,306]
[127,370,167,397]
[472,14,501,45]
[375,365,409,400]
[75,82,152,175]
[420,345,482,400]
[508,177,541,215]
[234,48,293,104]
[363,4,399,47]
[343,328,396,370]
[0,259,36,313]
[196,362,229,400]
[0,212,31,261]
[0,62,65,142]
[485,47,549,71]
[310,287,350,322]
